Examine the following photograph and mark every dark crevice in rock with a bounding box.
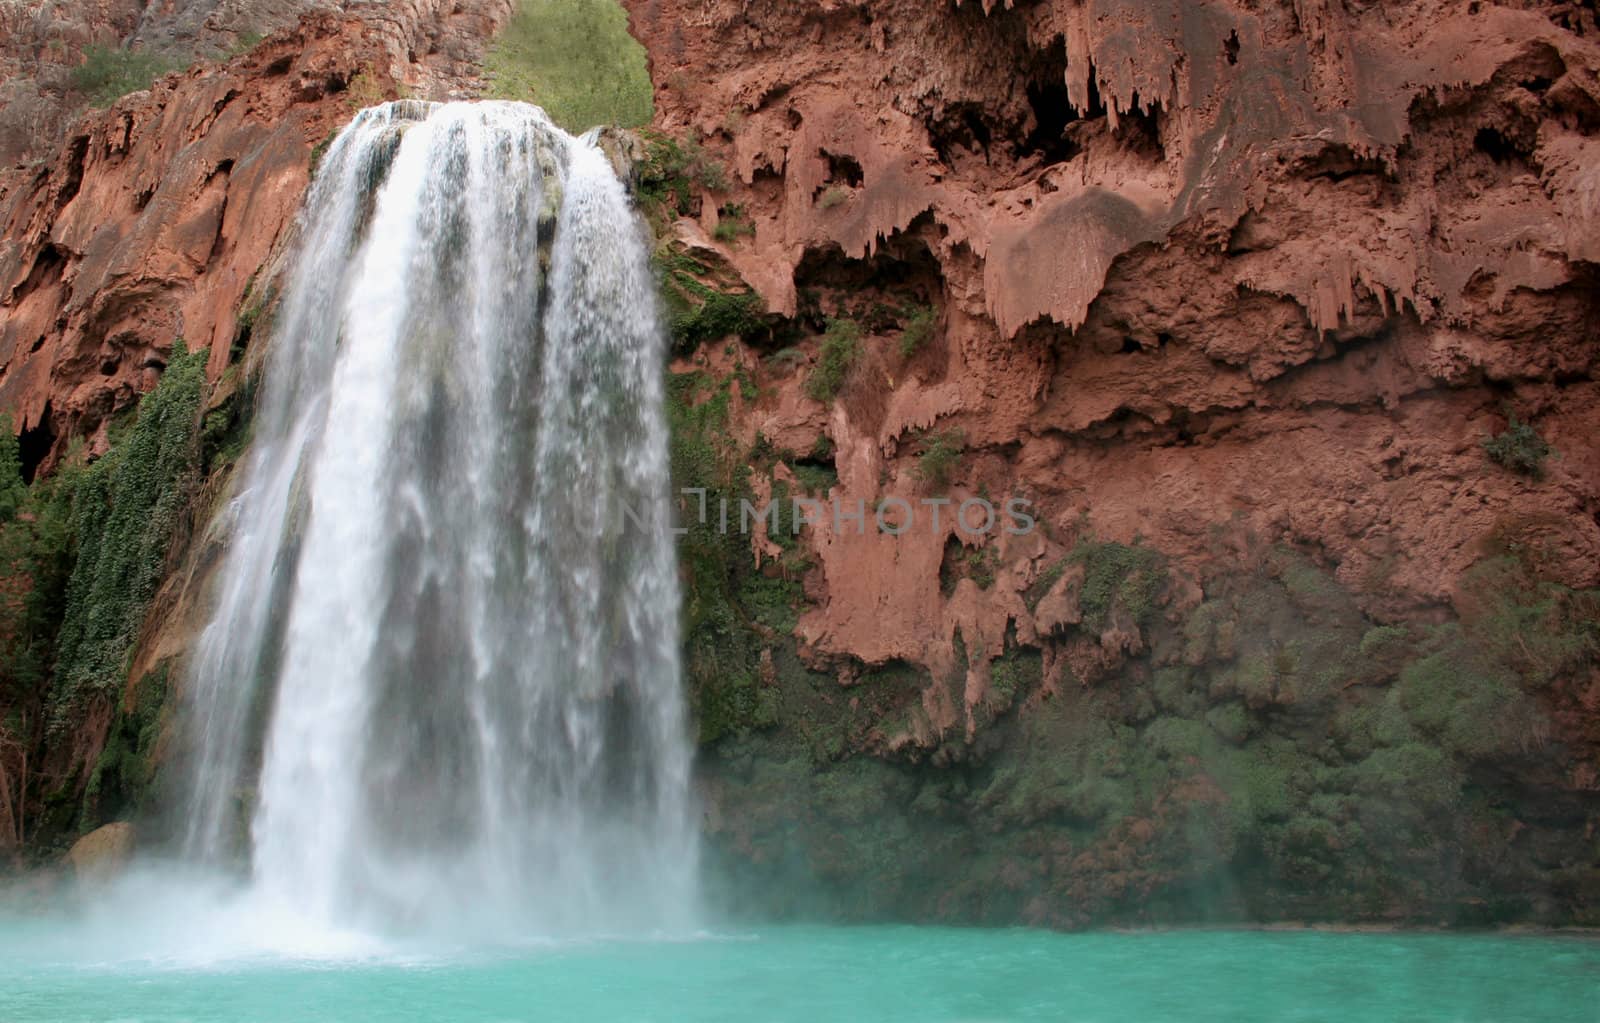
[18,400,55,484]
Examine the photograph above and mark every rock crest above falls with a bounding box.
[0,0,512,473]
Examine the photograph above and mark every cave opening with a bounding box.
[822,150,864,187]
[1022,74,1081,164]
[1018,38,1085,165]
[927,103,994,165]
[1118,102,1165,160]
[17,401,54,484]
[1473,126,1522,163]
[15,242,66,300]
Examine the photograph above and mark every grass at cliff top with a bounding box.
[483,0,653,132]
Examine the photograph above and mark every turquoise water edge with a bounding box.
[2,914,1596,1023]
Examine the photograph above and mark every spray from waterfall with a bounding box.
[177,101,696,936]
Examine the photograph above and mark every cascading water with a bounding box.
[177,101,696,936]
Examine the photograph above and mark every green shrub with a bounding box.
[1358,624,1409,660]
[792,463,838,496]
[227,30,265,57]
[1483,409,1554,478]
[667,287,764,355]
[988,648,1042,709]
[766,347,807,371]
[712,204,755,243]
[913,428,964,490]
[638,131,726,219]
[483,0,653,131]
[1459,555,1598,688]
[1070,539,1166,632]
[0,415,26,523]
[804,318,863,403]
[1351,742,1461,813]
[898,305,937,359]
[1025,558,1069,611]
[70,46,182,107]
[79,665,170,827]
[1397,629,1547,758]
[1206,702,1250,744]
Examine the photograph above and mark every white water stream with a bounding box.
[178,101,694,937]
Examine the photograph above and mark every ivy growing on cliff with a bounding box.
[667,371,813,743]
[0,418,27,523]
[50,342,208,722]
[79,664,171,829]
[0,431,87,850]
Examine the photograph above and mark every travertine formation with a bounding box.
[624,0,1600,718]
[623,0,1600,923]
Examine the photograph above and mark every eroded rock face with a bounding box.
[626,0,1600,923]
[0,0,511,476]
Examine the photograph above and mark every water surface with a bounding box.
[2,902,1593,1023]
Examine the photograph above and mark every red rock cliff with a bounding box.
[624,0,1600,704]
[623,0,1600,923]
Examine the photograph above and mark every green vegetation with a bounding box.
[79,665,170,828]
[668,372,803,743]
[656,250,765,355]
[227,30,266,57]
[0,343,211,849]
[1483,408,1554,478]
[940,540,996,596]
[1025,558,1070,611]
[804,318,864,403]
[712,204,756,243]
[1396,632,1544,758]
[1069,538,1166,632]
[792,463,838,497]
[638,132,727,221]
[70,46,182,107]
[817,186,850,210]
[913,428,964,490]
[704,525,1600,927]
[0,428,80,705]
[483,0,653,131]
[50,342,207,720]
[0,417,26,523]
[898,305,937,359]
[672,288,764,355]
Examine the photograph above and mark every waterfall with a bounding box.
[177,101,696,936]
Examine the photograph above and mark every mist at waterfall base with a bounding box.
[4,101,1600,1021]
